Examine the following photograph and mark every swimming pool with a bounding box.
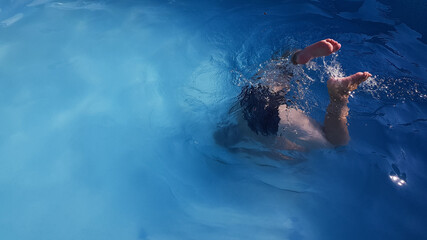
[0,0,426,239]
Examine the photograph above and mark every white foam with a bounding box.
[1,13,24,27]
[27,0,53,7]
[48,1,106,11]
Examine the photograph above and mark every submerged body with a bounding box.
[216,39,371,152]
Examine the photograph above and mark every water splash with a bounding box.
[319,52,427,103]
[230,53,319,113]
[362,75,427,102]
[321,53,345,80]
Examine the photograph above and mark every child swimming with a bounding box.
[215,39,371,151]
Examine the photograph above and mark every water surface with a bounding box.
[0,1,426,239]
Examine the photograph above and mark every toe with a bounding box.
[348,72,363,79]
[352,72,370,85]
[335,42,342,51]
[326,39,341,52]
[355,72,364,77]
[323,40,334,53]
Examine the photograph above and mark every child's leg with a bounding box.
[323,72,371,146]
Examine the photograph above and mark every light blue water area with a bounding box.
[0,0,426,239]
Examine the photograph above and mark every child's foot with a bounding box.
[327,72,371,101]
[293,39,341,64]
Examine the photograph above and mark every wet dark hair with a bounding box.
[239,85,287,136]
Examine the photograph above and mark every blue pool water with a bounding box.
[0,0,426,239]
